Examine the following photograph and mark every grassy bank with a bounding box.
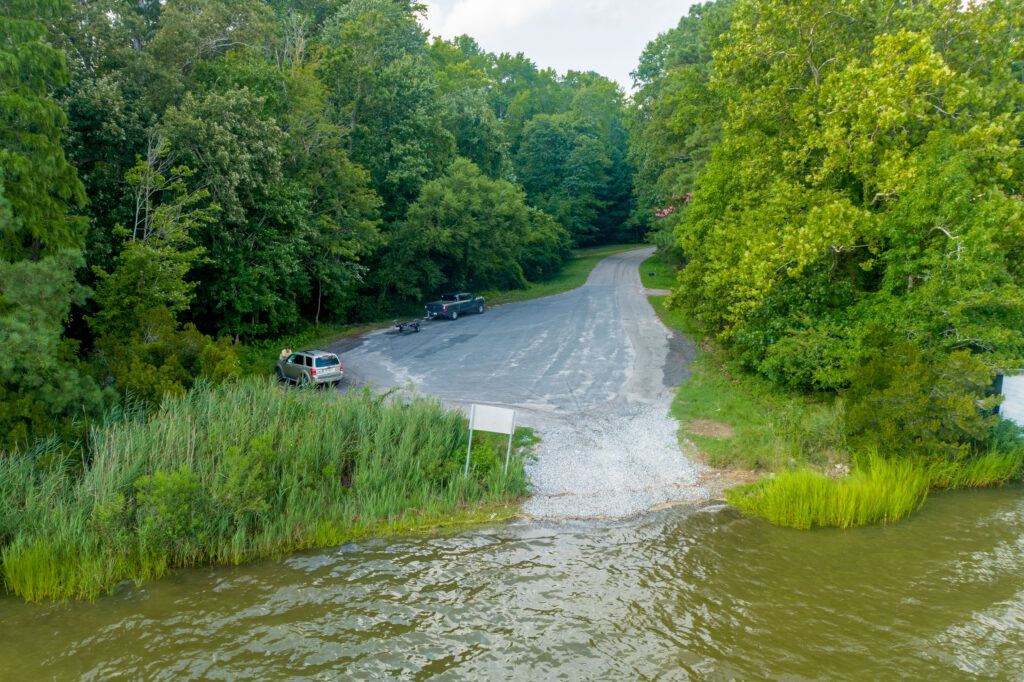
[649,296,846,472]
[0,380,530,602]
[644,256,1023,529]
[638,253,678,289]
[726,451,1024,529]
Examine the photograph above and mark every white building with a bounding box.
[1000,374,1024,427]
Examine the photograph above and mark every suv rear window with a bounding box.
[315,356,340,367]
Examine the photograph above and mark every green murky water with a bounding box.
[2,486,1023,679]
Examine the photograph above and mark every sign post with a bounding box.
[465,404,517,477]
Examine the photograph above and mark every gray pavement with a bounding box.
[327,247,709,518]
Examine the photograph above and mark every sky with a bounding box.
[419,0,699,93]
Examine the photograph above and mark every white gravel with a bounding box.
[521,402,708,519]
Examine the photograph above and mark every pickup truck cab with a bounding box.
[425,292,485,320]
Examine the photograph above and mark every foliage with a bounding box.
[641,0,1024,456]
[380,158,566,305]
[627,0,733,261]
[844,345,1001,461]
[4,0,637,446]
[0,379,530,601]
[0,0,87,259]
[515,76,635,245]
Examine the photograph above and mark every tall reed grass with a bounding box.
[1,380,528,602]
[726,449,1024,530]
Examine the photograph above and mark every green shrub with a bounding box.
[844,344,1000,460]
[520,208,572,282]
[135,468,211,560]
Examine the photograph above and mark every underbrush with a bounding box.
[0,380,529,602]
[727,450,1024,529]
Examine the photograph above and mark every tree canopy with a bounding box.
[631,0,1024,456]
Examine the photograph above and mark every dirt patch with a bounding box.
[697,467,763,502]
[687,419,735,439]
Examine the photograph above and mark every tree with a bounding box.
[627,0,733,259]
[379,158,562,305]
[655,0,1024,453]
[0,0,104,448]
[0,0,87,258]
[319,0,452,221]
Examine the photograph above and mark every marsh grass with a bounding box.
[727,449,1024,529]
[1,380,529,602]
[726,453,932,529]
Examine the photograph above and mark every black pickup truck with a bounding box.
[425,292,485,320]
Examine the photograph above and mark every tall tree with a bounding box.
[663,0,1024,400]
[0,0,103,448]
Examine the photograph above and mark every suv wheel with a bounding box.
[477,303,484,314]
[450,311,459,320]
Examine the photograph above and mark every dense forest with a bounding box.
[6,0,1024,463]
[631,0,1024,459]
[1,0,638,448]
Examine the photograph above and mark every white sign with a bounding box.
[470,404,516,435]
[1002,374,1024,427]
[465,404,517,476]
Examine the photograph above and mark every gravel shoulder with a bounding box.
[328,247,708,518]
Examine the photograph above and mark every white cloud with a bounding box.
[419,0,698,91]
[425,0,555,37]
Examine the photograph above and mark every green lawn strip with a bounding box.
[638,252,678,289]
[481,243,646,306]
[0,380,536,602]
[648,295,845,472]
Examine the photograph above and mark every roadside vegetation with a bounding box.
[0,380,531,602]
[638,254,677,290]
[634,0,1024,529]
[648,277,1024,530]
[480,243,644,306]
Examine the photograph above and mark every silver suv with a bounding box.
[275,349,344,386]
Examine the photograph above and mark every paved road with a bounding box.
[328,247,706,517]
[330,248,694,413]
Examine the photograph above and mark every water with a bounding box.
[2,487,1023,680]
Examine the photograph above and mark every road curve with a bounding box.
[328,247,707,517]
